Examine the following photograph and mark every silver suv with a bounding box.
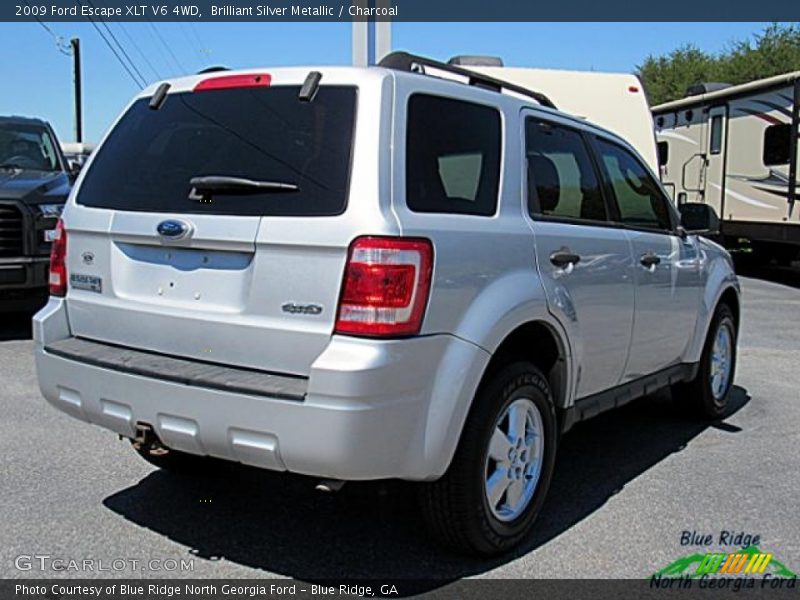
[34,53,740,555]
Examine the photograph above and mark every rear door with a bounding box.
[523,114,636,399]
[65,81,359,376]
[703,105,727,215]
[591,135,703,379]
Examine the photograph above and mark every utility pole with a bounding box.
[352,1,391,66]
[71,38,82,143]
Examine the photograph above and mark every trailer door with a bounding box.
[704,106,728,216]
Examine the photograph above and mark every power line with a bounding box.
[25,0,71,55]
[177,22,203,70]
[117,23,163,80]
[84,0,148,85]
[78,1,144,88]
[148,22,187,74]
[187,23,213,70]
[188,23,209,58]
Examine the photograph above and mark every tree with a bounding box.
[637,24,800,106]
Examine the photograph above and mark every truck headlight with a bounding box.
[37,203,65,218]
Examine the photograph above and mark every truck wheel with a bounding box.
[420,362,557,555]
[131,440,213,474]
[673,303,737,419]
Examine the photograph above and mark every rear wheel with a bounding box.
[673,303,737,419]
[420,362,557,555]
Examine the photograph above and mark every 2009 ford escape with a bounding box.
[33,52,740,555]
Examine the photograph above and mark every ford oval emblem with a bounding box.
[156,219,192,240]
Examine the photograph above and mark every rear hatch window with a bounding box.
[76,85,357,217]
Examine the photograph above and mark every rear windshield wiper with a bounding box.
[188,175,299,201]
[0,163,22,170]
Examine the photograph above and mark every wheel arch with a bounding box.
[481,320,571,412]
[423,317,572,480]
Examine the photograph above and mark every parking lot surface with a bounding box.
[2,270,799,582]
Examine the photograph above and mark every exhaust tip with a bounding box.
[315,479,345,493]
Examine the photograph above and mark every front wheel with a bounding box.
[673,303,737,419]
[420,362,558,555]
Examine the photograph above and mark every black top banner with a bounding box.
[4,0,800,22]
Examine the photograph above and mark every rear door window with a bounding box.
[405,94,501,216]
[526,119,608,223]
[76,85,357,216]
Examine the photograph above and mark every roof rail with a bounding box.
[378,51,557,109]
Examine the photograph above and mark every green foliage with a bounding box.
[637,24,800,106]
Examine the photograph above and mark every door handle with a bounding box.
[550,249,581,268]
[640,252,661,267]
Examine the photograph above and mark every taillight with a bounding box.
[48,219,67,297]
[335,237,433,337]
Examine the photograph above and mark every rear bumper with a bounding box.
[0,256,49,311]
[33,298,490,481]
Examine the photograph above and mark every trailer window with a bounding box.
[709,115,723,155]
[657,141,669,166]
[763,123,791,166]
[406,94,500,216]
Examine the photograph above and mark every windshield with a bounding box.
[0,123,61,171]
[76,85,357,217]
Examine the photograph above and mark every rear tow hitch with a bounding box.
[131,422,169,456]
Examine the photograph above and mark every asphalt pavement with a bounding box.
[1,268,799,584]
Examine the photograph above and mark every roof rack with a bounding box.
[378,51,557,110]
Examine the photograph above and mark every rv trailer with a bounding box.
[436,55,659,172]
[653,72,800,265]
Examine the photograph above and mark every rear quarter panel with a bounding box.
[389,73,574,404]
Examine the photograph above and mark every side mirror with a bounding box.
[679,202,720,235]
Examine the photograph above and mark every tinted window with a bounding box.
[76,86,357,216]
[763,123,791,166]
[0,123,60,171]
[596,138,673,231]
[406,95,500,216]
[709,115,723,155]
[526,119,607,222]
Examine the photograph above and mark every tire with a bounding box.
[673,303,737,419]
[420,362,558,555]
[131,440,215,474]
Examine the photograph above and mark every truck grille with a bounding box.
[0,205,23,257]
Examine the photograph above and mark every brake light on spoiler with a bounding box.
[193,73,272,92]
[335,237,434,337]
